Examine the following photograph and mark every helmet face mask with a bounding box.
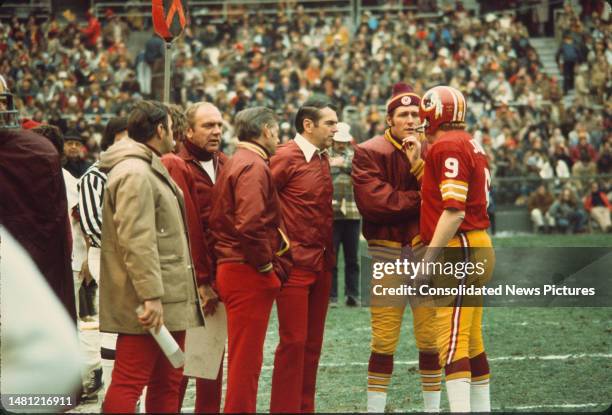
[0,92,20,130]
[419,86,467,135]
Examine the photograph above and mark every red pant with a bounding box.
[270,268,331,413]
[177,353,223,413]
[216,262,280,413]
[102,331,185,413]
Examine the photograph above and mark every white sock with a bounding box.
[470,383,491,412]
[423,390,441,412]
[446,378,471,412]
[367,391,387,412]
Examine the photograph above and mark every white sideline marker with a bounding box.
[259,352,612,370]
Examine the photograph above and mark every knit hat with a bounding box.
[386,82,421,115]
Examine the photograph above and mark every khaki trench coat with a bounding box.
[98,138,203,334]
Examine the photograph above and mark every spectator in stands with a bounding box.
[549,188,587,234]
[583,181,612,233]
[528,184,556,233]
[597,139,612,174]
[2,1,609,215]
[80,9,101,50]
[556,34,581,94]
[570,133,597,163]
[571,150,598,179]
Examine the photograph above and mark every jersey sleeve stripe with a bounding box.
[440,183,468,192]
[441,191,467,201]
[440,179,468,187]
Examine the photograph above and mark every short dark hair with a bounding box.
[294,96,335,134]
[235,107,277,142]
[127,100,168,143]
[101,116,127,151]
[32,124,64,155]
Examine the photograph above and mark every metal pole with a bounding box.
[163,41,172,103]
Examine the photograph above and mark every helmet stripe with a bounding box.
[449,87,458,121]
[457,89,466,122]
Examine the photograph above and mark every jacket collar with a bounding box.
[384,129,403,151]
[294,133,326,162]
[384,128,427,152]
[151,153,184,199]
[237,141,269,161]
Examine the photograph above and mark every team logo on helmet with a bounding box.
[422,90,443,119]
[419,85,467,135]
[400,96,411,106]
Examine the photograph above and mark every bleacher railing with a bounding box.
[94,0,354,20]
[493,174,612,207]
[0,0,51,18]
[91,0,459,25]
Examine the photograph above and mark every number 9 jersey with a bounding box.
[419,130,491,245]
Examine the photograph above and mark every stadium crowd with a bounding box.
[1,1,610,232]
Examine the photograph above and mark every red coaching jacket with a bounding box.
[270,135,335,273]
[161,145,227,285]
[352,131,426,248]
[210,142,291,275]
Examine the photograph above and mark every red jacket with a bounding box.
[162,156,205,285]
[170,147,226,250]
[270,139,334,273]
[210,142,291,276]
[584,191,611,211]
[352,133,425,248]
[81,16,101,48]
[0,128,75,321]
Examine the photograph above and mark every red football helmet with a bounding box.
[419,86,467,135]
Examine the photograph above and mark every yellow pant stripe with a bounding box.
[471,374,490,382]
[445,371,471,381]
[368,371,391,378]
[368,378,391,386]
[367,387,388,393]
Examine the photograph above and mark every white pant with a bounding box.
[590,207,611,231]
[73,270,101,383]
[531,208,555,228]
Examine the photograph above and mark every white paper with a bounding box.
[183,303,227,379]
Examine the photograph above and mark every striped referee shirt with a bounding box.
[77,162,107,248]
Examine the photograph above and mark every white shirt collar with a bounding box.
[295,133,325,163]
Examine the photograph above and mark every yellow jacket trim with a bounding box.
[368,239,403,248]
[275,227,290,256]
[237,141,268,160]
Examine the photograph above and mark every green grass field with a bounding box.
[179,234,612,413]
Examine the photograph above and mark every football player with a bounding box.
[352,83,441,412]
[408,85,495,412]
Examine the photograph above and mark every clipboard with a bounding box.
[183,303,227,379]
